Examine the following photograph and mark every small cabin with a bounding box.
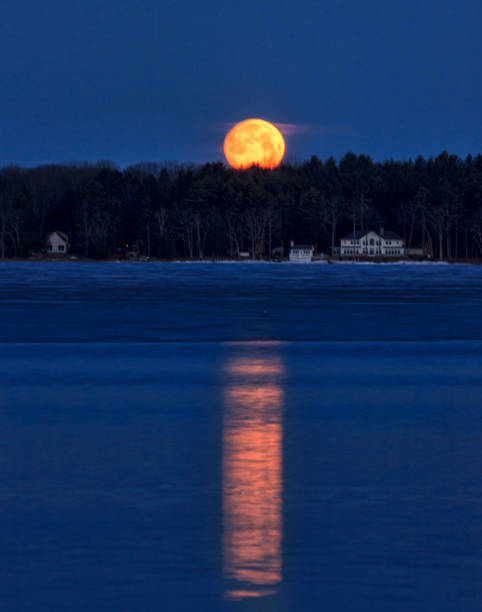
[47,231,69,254]
[289,242,314,263]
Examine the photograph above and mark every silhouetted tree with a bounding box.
[1,152,482,259]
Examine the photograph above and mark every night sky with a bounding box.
[1,0,481,167]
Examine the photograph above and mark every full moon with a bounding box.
[224,119,285,169]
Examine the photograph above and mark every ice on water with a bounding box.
[1,262,482,611]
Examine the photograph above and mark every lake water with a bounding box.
[1,262,482,611]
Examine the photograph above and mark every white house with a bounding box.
[337,228,405,257]
[47,231,69,254]
[289,242,314,262]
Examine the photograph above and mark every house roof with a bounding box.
[382,231,403,240]
[48,231,69,243]
[341,229,402,241]
[341,230,366,240]
[291,244,313,249]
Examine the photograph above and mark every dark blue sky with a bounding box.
[1,0,481,167]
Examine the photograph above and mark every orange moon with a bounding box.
[224,119,285,169]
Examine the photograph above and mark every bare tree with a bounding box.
[243,205,274,258]
[177,207,195,258]
[398,187,427,248]
[0,167,22,258]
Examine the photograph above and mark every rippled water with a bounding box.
[1,262,482,611]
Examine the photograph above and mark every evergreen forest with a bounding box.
[1,152,482,259]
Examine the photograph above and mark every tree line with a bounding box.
[1,152,482,259]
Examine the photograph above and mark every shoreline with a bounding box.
[1,256,482,265]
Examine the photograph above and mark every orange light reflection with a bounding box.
[223,355,283,600]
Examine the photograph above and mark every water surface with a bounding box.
[1,262,482,611]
